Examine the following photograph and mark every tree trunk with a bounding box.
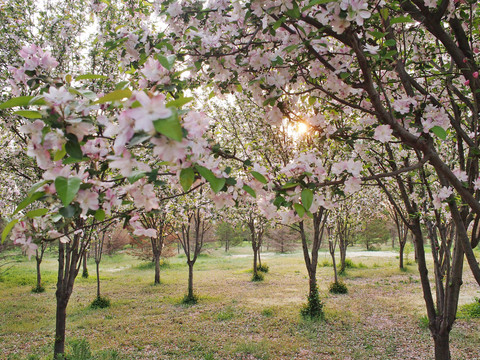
[308,268,317,297]
[36,257,42,289]
[253,247,258,277]
[433,331,450,360]
[187,261,194,298]
[339,241,347,273]
[332,253,338,283]
[82,252,88,278]
[399,241,405,269]
[54,297,67,359]
[96,260,101,298]
[154,253,160,285]
[257,249,262,268]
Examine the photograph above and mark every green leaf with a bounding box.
[13,110,42,119]
[28,181,48,196]
[2,219,18,243]
[94,89,132,104]
[251,171,268,184]
[282,182,300,189]
[153,108,183,141]
[0,96,34,109]
[65,137,83,160]
[75,74,109,80]
[59,205,76,218]
[301,188,314,210]
[94,209,106,221]
[54,176,81,206]
[431,126,447,140]
[195,165,225,193]
[384,39,396,47]
[14,191,46,215]
[127,171,146,184]
[157,54,176,71]
[26,208,49,218]
[53,147,67,161]
[180,168,195,192]
[166,97,194,108]
[390,16,414,25]
[369,31,386,39]
[243,184,256,198]
[286,1,300,18]
[380,8,389,20]
[293,203,306,218]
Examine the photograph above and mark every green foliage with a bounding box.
[182,294,198,305]
[261,307,275,317]
[319,259,332,267]
[90,296,111,309]
[216,306,236,321]
[31,285,45,293]
[418,315,430,330]
[215,222,245,249]
[458,298,480,319]
[234,340,270,360]
[251,271,264,282]
[300,286,324,321]
[357,217,390,250]
[329,281,348,294]
[82,269,89,278]
[258,263,269,273]
[135,259,170,270]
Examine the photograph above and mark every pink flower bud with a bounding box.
[465,80,470,86]
[463,58,468,63]
[473,72,479,79]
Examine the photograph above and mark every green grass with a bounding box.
[0,247,479,359]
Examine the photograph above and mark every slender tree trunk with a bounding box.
[399,242,405,269]
[253,247,258,277]
[82,252,88,278]
[332,254,338,283]
[187,261,194,298]
[54,297,67,358]
[154,252,160,285]
[308,267,317,297]
[339,240,347,273]
[257,249,262,268]
[433,332,450,360]
[36,257,42,289]
[96,261,100,298]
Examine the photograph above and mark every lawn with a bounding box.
[0,245,479,360]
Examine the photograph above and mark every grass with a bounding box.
[0,246,479,359]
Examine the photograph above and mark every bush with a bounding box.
[181,294,198,305]
[261,307,275,317]
[344,259,355,268]
[251,272,264,282]
[68,339,93,360]
[458,298,480,319]
[258,263,269,273]
[419,315,430,329]
[300,286,324,320]
[319,259,332,267]
[82,269,89,278]
[31,285,45,293]
[329,281,348,294]
[90,296,111,309]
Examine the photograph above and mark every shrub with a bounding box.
[300,286,324,320]
[258,263,269,273]
[458,298,480,319]
[419,315,430,329]
[261,307,275,317]
[69,339,93,360]
[182,294,198,305]
[251,272,264,282]
[31,285,45,293]
[82,269,89,278]
[90,296,111,309]
[319,259,332,267]
[329,281,348,294]
[344,259,355,268]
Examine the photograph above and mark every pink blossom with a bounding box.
[44,86,74,105]
[344,177,362,194]
[76,189,99,216]
[452,168,468,182]
[127,91,172,133]
[374,124,393,143]
[183,111,210,138]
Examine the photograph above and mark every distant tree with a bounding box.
[268,226,298,253]
[358,217,390,250]
[215,221,244,252]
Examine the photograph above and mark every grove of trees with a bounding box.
[1,1,480,359]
